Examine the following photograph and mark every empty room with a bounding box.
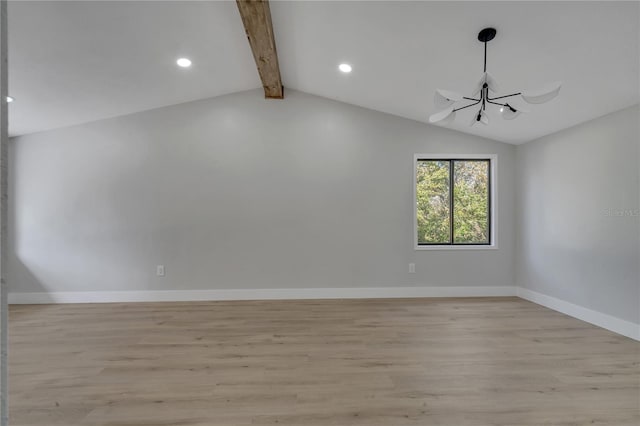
[0,0,638,425]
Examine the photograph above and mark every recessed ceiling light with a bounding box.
[176,58,192,68]
[6,96,13,103]
[338,63,352,73]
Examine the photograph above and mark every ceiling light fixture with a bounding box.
[176,58,192,68]
[338,63,352,73]
[6,96,13,103]
[429,28,561,126]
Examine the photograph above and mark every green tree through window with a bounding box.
[416,159,491,245]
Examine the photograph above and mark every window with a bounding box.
[414,155,496,249]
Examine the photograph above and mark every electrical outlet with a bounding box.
[409,263,415,273]
[156,265,165,276]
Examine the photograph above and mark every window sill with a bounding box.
[414,244,498,251]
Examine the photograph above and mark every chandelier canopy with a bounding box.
[429,28,561,126]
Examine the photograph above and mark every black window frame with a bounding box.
[415,158,492,247]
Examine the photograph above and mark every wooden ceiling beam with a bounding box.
[236,0,283,99]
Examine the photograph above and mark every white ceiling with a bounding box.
[8,1,640,144]
[8,0,260,136]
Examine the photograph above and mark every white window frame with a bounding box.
[413,153,498,250]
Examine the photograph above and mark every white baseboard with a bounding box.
[8,285,517,305]
[9,286,637,341]
[517,288,639,341]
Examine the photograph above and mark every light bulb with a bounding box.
[176,58,192,68]
[338,63,352,73]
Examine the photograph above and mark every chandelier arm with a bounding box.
[463,96,480,102]
[487,100,507,107]
[453,99,481,112]
[488,92,522,101]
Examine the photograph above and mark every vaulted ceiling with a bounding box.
[8,1,639,144]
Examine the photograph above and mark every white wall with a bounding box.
[516,105,640,324]
[9,89,516,295]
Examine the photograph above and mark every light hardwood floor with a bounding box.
[8,297,640,426]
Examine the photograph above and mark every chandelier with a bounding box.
[429,28,561,126]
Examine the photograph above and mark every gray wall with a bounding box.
[9,89,516,294]
[516,106,640,324]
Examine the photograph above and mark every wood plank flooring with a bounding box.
[8,297,640,425]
